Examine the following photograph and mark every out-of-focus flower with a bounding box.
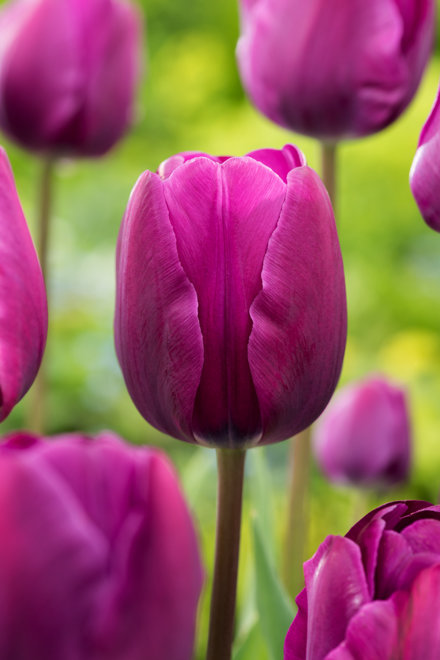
[0,432,202,660]
[285,500,440,660]
[410,82,440,231]
[313,376,411,489]
[0,147,47,422]
[237,0,435,140]
[0,0,142,156]
[0,431,203,660]
[115,145,347,448]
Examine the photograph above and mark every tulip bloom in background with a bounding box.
[313,376,411,489]
[0,0,141,157]
[237,0,435,206]
[237,0,434,142]
[0,0,142,430]
[410,80,440,232]
[285,500,440,660]
[115,145,347,660]
[0,147,47,422]
[0,431,203,660]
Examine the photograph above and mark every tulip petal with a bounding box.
[163,156,286,446]
[326,600,398,660]
[68,0,141,155]
[410,88,440,231]
[249,166,346,443]
[115,171,204,443]
[36,433,203,660]
[0,148,47,421]
[0,448,107,659]
[284,589,308,660]
[302,535,370,660]
[393,565,440,659]
[376,529,415,598]
[0,0,82,150]
[247,145,305,182]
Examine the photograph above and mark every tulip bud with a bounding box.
[0,147,47,422]
[237,0,435,140]
[0,431,203,660]
[115,146,347,448]
[410,82,440,231]
[0,0,142,156]
[313,376,411,489]
[285,500,440,659]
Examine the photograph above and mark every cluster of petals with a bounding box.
[0,431,203,660]
[237,0,435,140]
[115,145,347,448]
[285,500,440,660]
[0,147,47,422]
[313,375,411,489]
[0,0,141,156]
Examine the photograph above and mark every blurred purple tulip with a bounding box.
[237,0,435,140]
[285,500,440,660]
[115,145,347,448]
[0,147,47,422]
[0,431,203,660]
[313,376,411,489]
[0,0,142,156]
[410,82,440,231]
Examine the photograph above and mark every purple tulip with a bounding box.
[237,0,435,140]
[410,82,440,231]
[285,500,440,660]
[0,0,141,156]
[115,145,347,448]
[0,430,203,660]
[0,147,47,422]
[313,376,411,489]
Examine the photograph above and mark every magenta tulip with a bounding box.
[237,0,435,140]
[313,376,411,489]
[115,145,347,448]
[0,147,47,422]
[410,81,440,231]
[0,431,203,660]
[285,500,440,660]
[0,0,141,156]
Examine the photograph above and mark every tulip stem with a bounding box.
[28,155,55,433]
[283,426,311,599]
[207,448,246,660]
[321,141,337,210]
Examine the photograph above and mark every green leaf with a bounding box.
[252,515,296,660]
[233,619,269,660]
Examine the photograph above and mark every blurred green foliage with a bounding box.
[2,0,440,658]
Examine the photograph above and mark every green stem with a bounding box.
[283,426,311,598]
[320,141,337,211]
[206,449,246,660]
[28,155,55,433]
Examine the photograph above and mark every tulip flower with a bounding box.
[237,0,435,142]
[0,0,142,157]
[115,145,347,449]
[285,500,440,660]
[0,147,47,422]
[115,145,346,660]
[313,376,411,489]
[0,431,203,660]
[410,82,440,231]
